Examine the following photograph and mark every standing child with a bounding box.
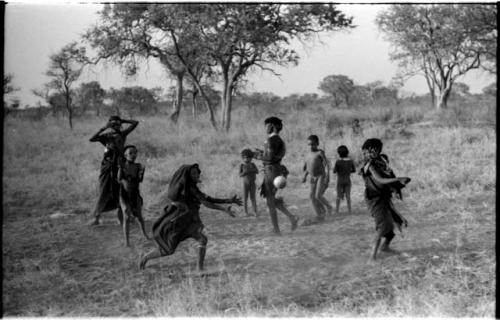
[302,135,333,222]
[360,138,410,261]
[117,145,150,247]
[239,149,259,217]
[253,116,299,235]
[333,145,356,214]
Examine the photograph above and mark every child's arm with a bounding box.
[117,165,124,184]
[120,119,139,136]
[239,164,245,177]
[89,125,109,143]
[302,161,308,183]
[368,165,410,186]
[201,201,237,217]
[138,164,145,182]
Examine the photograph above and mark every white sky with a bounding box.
[4,3,496,107]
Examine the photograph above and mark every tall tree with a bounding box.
[84,4,200,124]
[147,4,353,130]
[377,4,497,109]
[318,74,355,107]
[45,42,88,129]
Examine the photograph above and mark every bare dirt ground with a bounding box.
[3,180,495,316]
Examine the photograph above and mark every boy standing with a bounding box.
[253,117,299,235]
[333,145,356,214]
[239,149,259,217]
[302,135,333,222]
[117,145,150,247]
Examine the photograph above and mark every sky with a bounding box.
[4,3,496,107]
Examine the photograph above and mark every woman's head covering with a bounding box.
[167,164,200,201]
[109,115,122,122]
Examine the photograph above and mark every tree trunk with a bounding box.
[437,85,452,110]
[220,82,233,132]
[170,72,184,123]
[191,88,199,118]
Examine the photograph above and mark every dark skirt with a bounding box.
[95,158,120,214]
[365,194,404,236]
[152,203,204,255]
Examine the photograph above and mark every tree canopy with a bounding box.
[377,4,497,109]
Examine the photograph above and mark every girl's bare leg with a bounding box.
[335,197,340,214]
[243,184,250,216]
[250,183,258,216]
[346,192,352,214]
[136,215,151,240]
[139,248,163,270]
[123,216,131,247]
[369,232,383,261]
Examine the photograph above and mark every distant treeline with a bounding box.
[5,79,496,122]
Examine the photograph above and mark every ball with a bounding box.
[273,175,287,189]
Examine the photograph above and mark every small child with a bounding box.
[352,118,363,136]
[117,145,150,247]
[360,138,410,261]
[333,145,356,214]
[239,149,259,217]
[302,135,333,222]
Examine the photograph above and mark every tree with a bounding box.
[84,4,200,124]
[377,4,497,109]
[74,81,106,116]
[107,86,159,116]
[3,73,19,95]
[45,42,88,129]
[318,74,355,107]
[150,4,353,130]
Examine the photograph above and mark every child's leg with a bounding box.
[139,248,164,270]
[243,183,250,216]
[266,195,281,234]
[335,186,341,214]
[346,184,352,213]
[380,231,395,251]
[117,207,124,225]
[249,182,258,216]
[136,212,151,241]
[369,231,383,261]
[309,179,324,219]
[275,198,298,231]
[195,233,208,271]
[317,176,333,215]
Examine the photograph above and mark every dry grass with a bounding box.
[2,100,496,316]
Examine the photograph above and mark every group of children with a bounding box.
[90,115,411,270]
[239,134,356,223]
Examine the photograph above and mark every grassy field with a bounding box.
[2,102,495,316]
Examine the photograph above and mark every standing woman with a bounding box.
[89,116,139,225]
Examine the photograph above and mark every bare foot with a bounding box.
[88,218,100,226]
